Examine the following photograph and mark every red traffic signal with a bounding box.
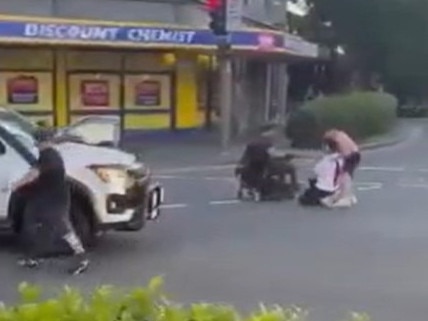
[206,0,227,36]
[205,0,221,11]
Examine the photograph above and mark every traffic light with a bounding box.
[206,0,227,36]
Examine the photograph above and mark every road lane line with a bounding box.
[357,185,382,191]
[360,166,405,172]
[398,183,428,189]
[154,175,236,182]
[204,176,236,182]
[157,159,314,175]
[154,175,183,179]
[160,203,188,209]
[209,200,241,205]
[158,165,234,174]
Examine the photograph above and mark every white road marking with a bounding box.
[155,175,183,179]
[158,164,408,177]
[398,183,428,189]
[158,165,234,174]
[160,203,188,209]
[154,175,235,182]
[156,174,383,191]
[360,166,405,172]
[357,184,383,191]
[209,200,241,205]
[204,176,236,182]
[158,158,314,175]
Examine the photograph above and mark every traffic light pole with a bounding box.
[217,37,233,151]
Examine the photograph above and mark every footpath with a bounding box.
[126,120,413,170]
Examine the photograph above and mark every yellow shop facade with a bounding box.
[0,15,293,134]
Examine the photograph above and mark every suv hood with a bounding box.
[55,142,137,168]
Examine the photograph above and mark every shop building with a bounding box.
[0,14,320,137]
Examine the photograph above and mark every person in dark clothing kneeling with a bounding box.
[236,125,298,200]
[12,129,89,275]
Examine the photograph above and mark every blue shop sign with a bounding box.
[0,20,284,49]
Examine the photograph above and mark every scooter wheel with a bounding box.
[253,192,262,202]
[237,189,244,199]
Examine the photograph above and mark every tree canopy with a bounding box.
[291,0,428,100]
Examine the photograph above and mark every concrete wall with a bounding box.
[243,0,287,26]
[0,0,285,29]
[0,0,208,27]
[0,0,53,16]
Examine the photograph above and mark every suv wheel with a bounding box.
[119,206,146,231]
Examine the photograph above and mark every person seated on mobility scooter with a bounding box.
[235,128,299,201]
[299,138,352,208]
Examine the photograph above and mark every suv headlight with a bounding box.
[88,164,128,184]
[88,163,150,187]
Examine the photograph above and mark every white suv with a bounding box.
[0,108,164,246]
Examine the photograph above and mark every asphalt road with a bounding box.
[1,122,428,321]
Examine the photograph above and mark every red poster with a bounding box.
[7,75,39,104]
[135,80,161,106]
[80,80,109,107]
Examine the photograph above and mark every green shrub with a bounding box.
[0,278,371,321]
[286,92,398,148]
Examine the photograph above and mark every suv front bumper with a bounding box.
[146,183,164,220]
[104,178,164,230]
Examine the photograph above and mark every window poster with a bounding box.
[68,74,120,110]
[0,72,53,112]
[135,80,161,106]
[80,80,109,107]
[7,75,39,104]
[124,74,171,110]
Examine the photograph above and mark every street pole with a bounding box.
[217,37,233,151]
[278,63,289,123]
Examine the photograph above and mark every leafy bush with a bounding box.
[0,277,371,321]
[286,92,398,148]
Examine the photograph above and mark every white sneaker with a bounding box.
[351,195,358,205]
[331,197,353,208]
[320,197,334,208]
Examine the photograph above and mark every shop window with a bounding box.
[123,74,171,110]
[0,72,53,112]
[68,73,120,110]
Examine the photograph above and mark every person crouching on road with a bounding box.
[12,129,89,275]
[236,126,275,197]
[299,138,349,207]
[324,129,360,204]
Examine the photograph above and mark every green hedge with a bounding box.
[286,92,398,148]
[0,278,371,321]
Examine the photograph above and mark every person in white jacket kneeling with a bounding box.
[299,138,353,208]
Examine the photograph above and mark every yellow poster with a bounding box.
[124,74,171,110]
[0,72,53,111]
[68,73,120,110]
